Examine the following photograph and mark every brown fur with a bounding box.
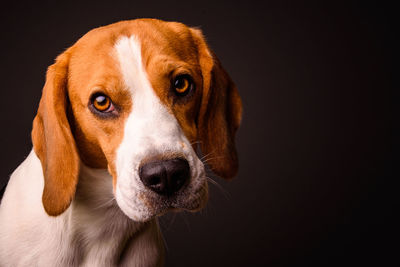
[32,50,80,216]
[31,19,242,216]
[191,28,242,179]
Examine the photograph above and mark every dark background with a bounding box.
[0,1,397,266]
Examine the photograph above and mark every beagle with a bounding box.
[0,19,242,266]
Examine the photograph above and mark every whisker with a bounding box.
[199,152,219,165]
[206,176,230,200]
[201,155,226,164]
[190,140,202,146]
[179,212,191,232]
[156,219,170,252]
[200,150,216,160]
[164,212,177,232]
[92,197,116,210]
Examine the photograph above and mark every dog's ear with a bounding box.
[190,28,242,179]
[32,50,80,216]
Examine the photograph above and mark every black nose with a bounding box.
[139,158,190,195]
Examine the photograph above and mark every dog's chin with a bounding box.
[116,181,208,223]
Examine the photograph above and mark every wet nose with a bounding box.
[139,158,190,195]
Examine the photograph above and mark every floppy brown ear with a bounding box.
[31,50,80,216]
[191,28,243,179]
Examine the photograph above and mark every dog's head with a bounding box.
[31,19,242,221]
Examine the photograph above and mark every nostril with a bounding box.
[170,172,186,193]
[147,175,161,186]
[139,162,167,194]
[172,171,186,186]
[146,174,164,193]
[139,158,190,196]
[164,158,190,194]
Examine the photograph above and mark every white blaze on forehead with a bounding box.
[114,35,184,154]
[114,35,151,99]
[113,35,199,221]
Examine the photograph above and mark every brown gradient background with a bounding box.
[0,1,397,266]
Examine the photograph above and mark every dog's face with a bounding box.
[32,19,242,221]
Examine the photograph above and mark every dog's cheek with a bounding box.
[107,162,118,191]
[68,106,107,168]
[99,130,127,191]
[170,107,199,148]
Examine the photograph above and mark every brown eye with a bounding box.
[92,94,112,112]
[173,75,193,96]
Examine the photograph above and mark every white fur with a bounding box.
[0,150,164,266]
[114,35,207,222]
[0,34,207,266]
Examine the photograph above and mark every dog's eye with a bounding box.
[173,75,193,96]
[91,94,113,112]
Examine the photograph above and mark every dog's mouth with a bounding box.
[116,178,208,222]
[142,181,208,212]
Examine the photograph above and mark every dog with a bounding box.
[0,19,242,266]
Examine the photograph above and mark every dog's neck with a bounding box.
[57,163,165,266]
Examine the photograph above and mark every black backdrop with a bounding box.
[0,1,397,266]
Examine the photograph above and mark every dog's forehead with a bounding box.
[72,19,197,65]
[68,19,199,95]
